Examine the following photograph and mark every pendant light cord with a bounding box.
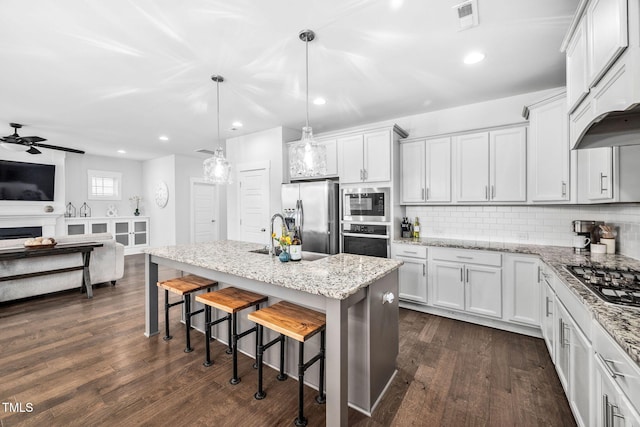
[216,79,221,144]
[305,36,310,129]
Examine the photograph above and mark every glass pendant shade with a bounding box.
[203,146,232,183]
[202,74,232,184]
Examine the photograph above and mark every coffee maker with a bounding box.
[571,220,604,253]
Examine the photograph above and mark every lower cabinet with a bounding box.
[504,254,541,327]
[541,272,556,363]
[65,216,149,255]
[392,244,428,304]
[430,248,502,319]
[555,296,592,427]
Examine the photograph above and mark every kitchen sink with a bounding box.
[249,248,328,261]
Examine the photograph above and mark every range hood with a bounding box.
[574,104,640,149]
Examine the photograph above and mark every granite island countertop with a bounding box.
[146,240,402,300]
[394,237,640,369]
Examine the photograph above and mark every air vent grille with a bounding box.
[453,0,478,30]
[196,149,217,155]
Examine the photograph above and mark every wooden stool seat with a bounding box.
[158,275,217,295]
[157,275,217,353]
[195,287,268,384]
[248,301,325,342]
[196,287,268,313]
[249,301,326,427]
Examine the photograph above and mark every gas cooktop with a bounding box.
[565,264,640,309]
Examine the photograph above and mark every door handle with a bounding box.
[211,219,216,223]
[596,353,625,378]
[260,228,266,232]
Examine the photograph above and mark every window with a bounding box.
[88,170,122,200]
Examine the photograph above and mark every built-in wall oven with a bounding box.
[342,187,389,222]
[342,223,389,258]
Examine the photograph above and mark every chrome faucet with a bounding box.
[269,213,290,256]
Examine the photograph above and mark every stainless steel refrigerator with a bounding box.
[281,180,339,254]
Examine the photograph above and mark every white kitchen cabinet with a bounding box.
[587,0,628,87]
[456,132,490,202]
[392,244,428,304]
[430,248,502,319]
[339,129,392,184]
[582,146,614,201]
[555,300,593,427]
[594,354,640,427]
[288,137,338,180]
[400,140,425,203]
[541,273,556,363]
[503,255,541,328]
[400,137,451,204]
[113,217,149,254]
[567,17,590,112]
[455,127,526,203]
[66,218,89,235]
[525,91,570,202]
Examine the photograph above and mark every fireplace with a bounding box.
[0,226,43,240]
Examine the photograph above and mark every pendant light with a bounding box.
[203,74,232,184]
[296,29,326,176]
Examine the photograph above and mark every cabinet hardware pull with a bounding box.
[561,181,567,197]
[422,188,425,200]
[545,297,552,317]
[465,269,469,283]
[260,228,266,232]
[596,353,625,378]
[491,185,495,199]
[600,173,608,193]
[456,255,473,259]
[537,266,541,283]
[423,263,426,276]
[360,169,363,181]
[558,319,565,347]
[363,169,368,181]
[485,185,488,200]
[426,187,429,200]
[460,268,463,282]
[603,394,609,427]
[405,250,418,254]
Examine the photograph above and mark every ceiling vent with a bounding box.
[453,0,479,31]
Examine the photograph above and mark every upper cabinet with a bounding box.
[338,125,408,184]
[525,91,571,202]
[400,137,451,204]
[562,0,637,148]
[455,127,526,203]
[586,0,628,87]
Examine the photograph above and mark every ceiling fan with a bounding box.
[0,123,85,155]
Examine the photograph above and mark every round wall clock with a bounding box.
[154,181,169,208]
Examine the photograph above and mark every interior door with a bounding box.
[192,180,218,243]
[238,168,270,245]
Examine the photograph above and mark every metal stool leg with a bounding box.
[203,305,213,367]
[163,289,172,341]
[230,313,240,385]
[316,331,326,404]
[277,334,287,381]
[254,325,266,400]
[294,341,307,427]
[184,295,193,353]
[226,312,233,354]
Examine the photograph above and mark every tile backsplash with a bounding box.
[405,204,640,260]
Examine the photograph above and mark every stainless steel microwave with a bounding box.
[342,187,390,222]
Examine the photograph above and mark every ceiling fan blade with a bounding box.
[27,147,41,154]
[1,136,19,143]
[32,142,85,154]
[20,136,47,143]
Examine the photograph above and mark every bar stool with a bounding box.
[196,287,268,384]
[248,300,326,427]
[157,275,217,353]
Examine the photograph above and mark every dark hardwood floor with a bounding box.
[0,254,575,426]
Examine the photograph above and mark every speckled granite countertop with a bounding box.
[146,240,402,300]
[394,237,640,369]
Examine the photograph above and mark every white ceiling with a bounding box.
[0,0,578,160]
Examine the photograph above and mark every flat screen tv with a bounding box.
[0,159,55,201]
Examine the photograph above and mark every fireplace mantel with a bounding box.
[0,214,62,237]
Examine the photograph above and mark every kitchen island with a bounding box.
[145,240,402,427]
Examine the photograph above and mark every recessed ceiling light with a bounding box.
[159,135,169,141]
[232,121,243,127]
[390,0,404,10]
[313,97,326,105]
[464,51,485,64]
[117,149,126,154]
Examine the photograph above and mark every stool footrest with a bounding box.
[236,325,257,341]
[301,352,323,373]
[167,300,184,309]
[261,334,285,352]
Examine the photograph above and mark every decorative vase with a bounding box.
[134,208,140,216]
[279,247,290,263]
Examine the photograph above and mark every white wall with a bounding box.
[226,126,297,240]
[65,154,144,218]
[143,155,176,248]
